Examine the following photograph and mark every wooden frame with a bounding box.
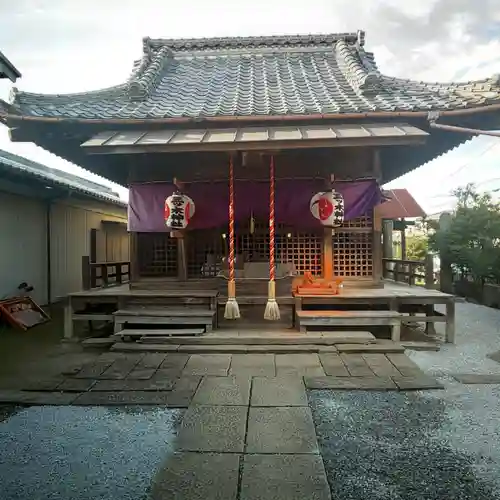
[0,296,50,330]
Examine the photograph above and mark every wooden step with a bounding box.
[114,308,215,317]
[114,308,216,332]
[113,328,205,339]
[296,310,403,340]
[297,310,402,326]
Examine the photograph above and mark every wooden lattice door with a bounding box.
[332,214,373,278]
[187,220,323,278]
[137,233,178,277]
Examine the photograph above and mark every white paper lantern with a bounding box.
[164,191,195,230]
[310,189,344,228]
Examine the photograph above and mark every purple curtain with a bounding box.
[128,179,383,232]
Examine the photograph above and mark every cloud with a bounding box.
[0,0,499,199]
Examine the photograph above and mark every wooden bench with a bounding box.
[296,310,403,341]
[113,308,216,334]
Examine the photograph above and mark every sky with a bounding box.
[0,0,500,212]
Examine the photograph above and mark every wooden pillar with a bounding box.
[176,233,188,281]
[372,149,383,285]
[382,220,394,258]
[323,228,333,281]
[129,231,140,286]
[323,174,334,280]
[438,213,453,294]
[400,219,407,260]
[90,228,97,263]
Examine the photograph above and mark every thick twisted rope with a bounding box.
[269,155,275,282]
[229,155,235,282]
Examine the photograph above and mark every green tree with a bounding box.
[428,184,500,284]
[406,234,428,261]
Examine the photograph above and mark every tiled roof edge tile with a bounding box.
[128,45,173,101]
[335,40,381,93]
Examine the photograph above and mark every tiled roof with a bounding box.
[0,50,21,82]
[378,189,426,219]
[6,31,500,120]
[0,149,126,205]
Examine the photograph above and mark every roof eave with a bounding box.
[3,102,500,126]
[0,52,21,82]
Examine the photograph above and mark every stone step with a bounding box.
[110,340,402,354]
[130,330,375,345]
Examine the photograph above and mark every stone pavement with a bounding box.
[0,351,445,499]
[0,351,443,405]
[152,375,331,500]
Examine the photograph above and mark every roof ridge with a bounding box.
[146,31,364,51]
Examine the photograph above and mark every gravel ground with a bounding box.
[409,302,500,376]
[309,301,500,500]
[309,386,500,500]
[0,406,184,500]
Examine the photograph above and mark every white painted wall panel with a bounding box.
[0,192,47,304]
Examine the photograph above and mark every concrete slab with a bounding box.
[304,376,398,391]
[125,368,157,380]
[392,375,444,390]
[362,353,402,377]
[339,353,375,377]
[386,353,423,377]
[91,377,176,391]
[0,390,79,405]
[98,355,143,380]
[111,343,180,352]
[22,377,64,391]
[73,359,115,379]
[275,353,325,376]
[81,337,115,348]
[58,378,97,392]
[127,353,167,380]
[72,390,190,406]
[246,406,319,454]
[452,374,500,384]
[229,354,275,377]
[183,354,232,376]
[251,377,307,407]
[157,354,190,375]
[178,405,247,452]
[240,454,331,500]
[320,331,375,344]
[336,342,405,353]
[319,353,350,377]
[192,376,251,405]
[150,452,239,500]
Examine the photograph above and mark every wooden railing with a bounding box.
[81,256,131,290]
[382,255,435,288]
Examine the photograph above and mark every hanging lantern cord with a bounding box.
[264,155,281,320]
[224,155,241,320]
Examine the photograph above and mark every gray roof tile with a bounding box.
[0,149,125,205]
[7,31,500,120]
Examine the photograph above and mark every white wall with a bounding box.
[0,192,48,304]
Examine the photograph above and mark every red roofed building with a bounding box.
[379,189,426,220]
